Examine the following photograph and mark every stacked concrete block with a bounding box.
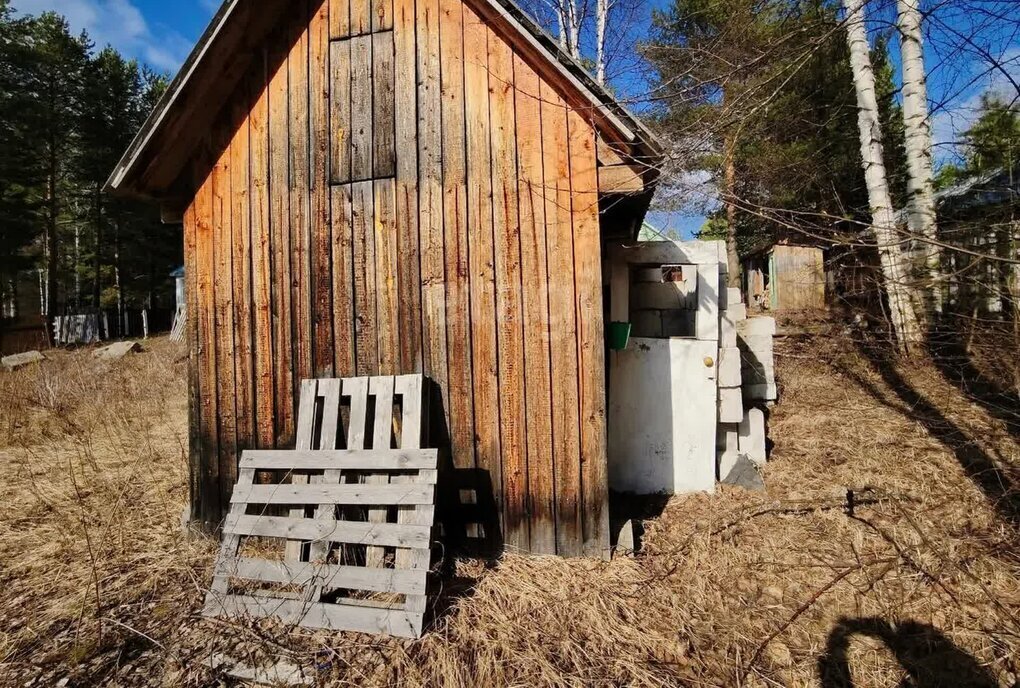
[718,388,743,423]
[716,290,777,478]
[629,265,698,338]
[717,423,740,479]
[739,407,767,466]
[718,345,742,387]
[737,316,778,403]
[717,285,748,477]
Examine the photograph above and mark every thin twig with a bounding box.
[739,557,897,682]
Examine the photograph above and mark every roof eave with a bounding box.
[107,0,664,201]
[104,0,244,198]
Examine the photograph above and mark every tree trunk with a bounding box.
[114,213,124,332]
[1008,221,1019,399]
[558,0,581,59]
[74,225,81,310]
[45,168,58,342]
[556,0,569,53]
[38,269,45,319]
[93,188,103,311]
[897,0,942,316]
[844,0,921,351]
[722,79,742,287]
[596,0,609,85]
[1,276,9,319]
[724,132,741,287]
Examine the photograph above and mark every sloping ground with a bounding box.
[1,332,1018,687]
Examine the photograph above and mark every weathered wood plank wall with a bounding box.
[773,246,826,311]
[183,0,609,557]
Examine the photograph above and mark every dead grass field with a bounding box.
[1,330,1018,687]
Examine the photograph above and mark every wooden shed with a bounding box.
[106,0,661,558]
[743,244,826,312]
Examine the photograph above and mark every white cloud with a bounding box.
[14,0,194,71]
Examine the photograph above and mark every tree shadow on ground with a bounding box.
[836,340,1020,529]
[818,617,999,687]
[927,320,1020,447]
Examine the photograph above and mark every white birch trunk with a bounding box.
[898,0,942,314]
[567,0,581,59]
[596,0,609,85]
[74,225,81,310]
[556,0,581,59]
[556,0,569,53]
[844,0,921,350]
[1010,221,1020,399]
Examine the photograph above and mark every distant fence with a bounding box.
[53,314,102,345]
[51,309,175,346]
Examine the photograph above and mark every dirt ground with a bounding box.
[1,328,1018,687]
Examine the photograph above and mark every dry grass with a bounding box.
[1,330,1019,687]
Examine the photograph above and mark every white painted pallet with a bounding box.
[203,375,434,639]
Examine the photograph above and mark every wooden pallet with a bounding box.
[203,375,434,639]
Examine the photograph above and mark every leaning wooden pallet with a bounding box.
[203,375,435,639]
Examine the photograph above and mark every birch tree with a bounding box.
[844,0,922,349]
[897,0,942,314]
[557,0,582,60]
[595,0,609,84]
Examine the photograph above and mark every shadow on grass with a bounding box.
[927,319,1020,446]
[835,339,1020,530]
[818,617,998,688]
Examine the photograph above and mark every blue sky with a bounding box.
[12,0,1018,239]
[12,0,219,72]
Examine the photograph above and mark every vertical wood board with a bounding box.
[488,29,527,551]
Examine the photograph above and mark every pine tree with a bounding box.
[22,12,89,327]
[963,95,1020,175]
[646,0,883,257]
[0,5,179,336]
[77,48,145,313]
[0,1,39,317]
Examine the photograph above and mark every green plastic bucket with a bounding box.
[608,322,632,351]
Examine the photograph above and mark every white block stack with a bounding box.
[739,407,767,466]
[716,288,777,481]
[717,423,740,479]
[737,316,778,403]
[717,286,747,478]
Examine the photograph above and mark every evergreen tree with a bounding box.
[935,94,1020,187]
[77,47,144,312]
[0,1,39,315]
[646,0,909,255]
[0,5,180,334]
[23,11,89,323]
[963,94,1020,175]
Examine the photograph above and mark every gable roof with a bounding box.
[105,0,664,201]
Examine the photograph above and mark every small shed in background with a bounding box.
[171,266,186,310]
[743,243,826,312]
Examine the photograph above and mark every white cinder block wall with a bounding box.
[605,240,779,494]
[607,241,726,496]
[716,283,777,480]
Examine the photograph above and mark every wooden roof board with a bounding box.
[105,0,663,201]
